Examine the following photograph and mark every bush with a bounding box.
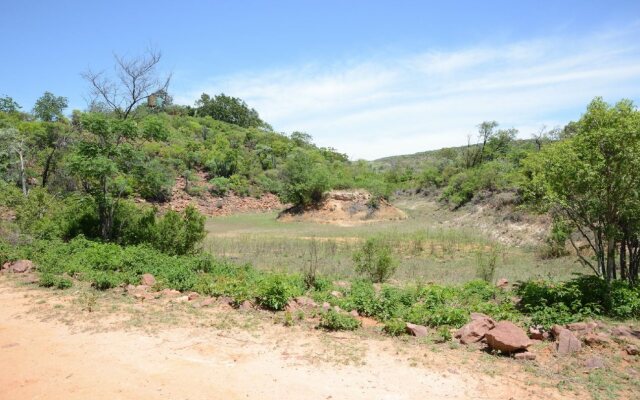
[353,238,397,283]
[209,176,231,196]
[256,274,303,311]
[152,206,206,255]
[383,318,407,336]
[39,273,72,289]
[136,159,173,202]
[319,309,361,331]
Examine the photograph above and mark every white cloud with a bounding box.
[175,27,640,160]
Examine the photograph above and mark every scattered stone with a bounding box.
[187,292,199,301]
[161,288,181,297]
[321,302,331,311]
[406,323,429,338]
[496,278,509,289]
[485,321,531,353]
[239,300,253,310]
[294,296,317,308]
[125,284,137,293]
[567,322,597,335]
[140,273,156,286]
[284,300,299,313]
[218,296,233,305]
[2,260,34,274]
[584,356,605,369]
[135,285,149,291]
[332,305,342,313]
[330,290,343,299]
[514,352,536,361]
[349,310,359,317]
[611,325,640,339]
[199,297,215,307]
[625,345,639,356]
[528,327,549,341]
[173,296,189,303]
[583,333,610,347]
[455,315,495,344]
[556,328,582,355]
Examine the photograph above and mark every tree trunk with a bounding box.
[620,239,627,281]
[41,148,56,188]
[17,147,27,196]
[606,237,616,282]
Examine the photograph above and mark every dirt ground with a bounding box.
[0,278,580,400]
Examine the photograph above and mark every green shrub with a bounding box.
[257,274,303,311]
[319,309,361,331]
[91,271,120,290]
[152,206,206,255]
[136,159,173,202]
[383,318,407,336]
[280,148,331,206]
[38,274,72,289]
[353,238,397,283]
[209,176,231,196]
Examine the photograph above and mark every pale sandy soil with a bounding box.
[0,278,580,400]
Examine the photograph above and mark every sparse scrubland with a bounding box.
[2,55,640,398]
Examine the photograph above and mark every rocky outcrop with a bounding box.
[455,314,495,344]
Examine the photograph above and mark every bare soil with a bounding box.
[278,190,407,225]
[0,277,580,400]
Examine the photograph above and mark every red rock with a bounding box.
[173,295,189,303]
[584,356,605,369]
[199,297,215,307]
[161,288,181,297]
[135,285,149,291]
[496,278,509,289]
[140,273,156,286]
[514,352,536,360]
[218,296,233,305]
[330,290,343,298]
[321,302,331,311]
[485,321,531,353]
[239,300,253,310]
[551,324,565,338]
[455,315,495,344]
[4,260,34,273]
[583,333,610,346]
[284,300,298,313]
[625,345,639,356]
[406,323,429,338]
[556,328,581,355]
[529,327,548,341]
[349,310,359,317]
[611,325,640,339]
[294,296,317,308]
[187,292,199,301]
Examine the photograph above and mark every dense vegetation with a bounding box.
[2,51,640,333]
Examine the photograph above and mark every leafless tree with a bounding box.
[82,48,171,119]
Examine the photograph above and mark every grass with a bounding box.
[204,208,583,285]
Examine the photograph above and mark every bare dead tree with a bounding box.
[82,48,171,119]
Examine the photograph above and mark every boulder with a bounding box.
[321,302,331,311]
[556,328,582,355]
[349,310,359,317]
[485,321,531,353]
[284,300,299,313]
[161,288,181,297]
[406,323,429,338]
[330,290,343,299]
[140,273,156,286]
[583,333,610,347]
[514,352,536,361]
[566,322,597,335]
[611,325,640,339]
[551,324,565,338]
[239,300,253,310]
[455,315,496,344]
[3,260,34,273]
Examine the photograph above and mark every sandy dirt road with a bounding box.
[0,279,576,400]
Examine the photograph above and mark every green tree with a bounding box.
[195,93,268,129]
[0,95,21,113]
[33,92,68,122]
[280,148,331,206]
[525,98,640,283]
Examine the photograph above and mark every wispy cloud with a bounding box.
[175,26,640,160]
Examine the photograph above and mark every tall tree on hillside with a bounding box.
[0,95,21,113]
[195,93,269,129]
[82,48,171,120]
[33,92,68,122]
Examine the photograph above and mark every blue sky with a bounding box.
[2,1,640,159]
